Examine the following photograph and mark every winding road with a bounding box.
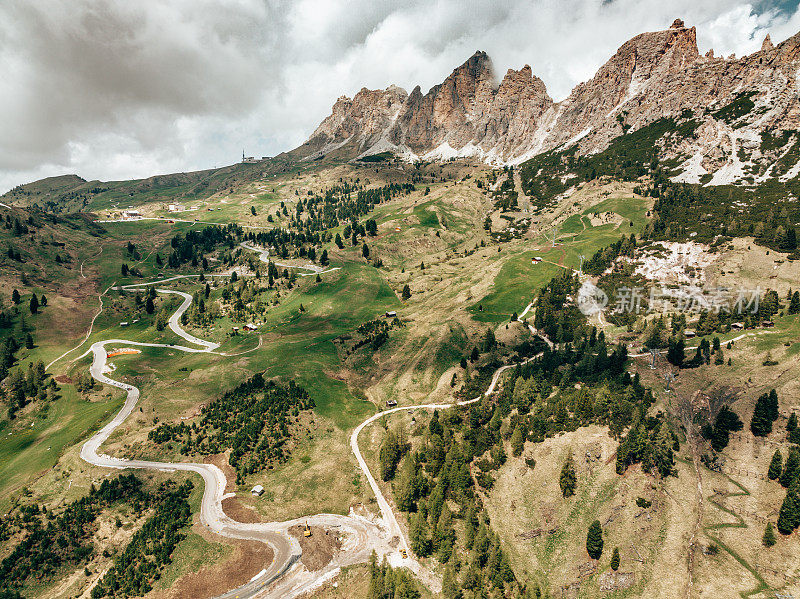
[72,258,539,597]
[240,242,341,276]
[77,279,395,599]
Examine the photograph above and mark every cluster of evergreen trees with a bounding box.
[773,445,800,534]
[764,410,800,536]
[532,271,586,344]
[750,390,779,437]
[367,553,421,599]
[292,182,414,233]
[700,406,743,452]
[583,234,637,276]
[378,404,521,597]
[164,224,242,269]
[246,226,326,263]
[148,374,314,483]
[641,171,800,251]
[91,480,193,598]
[0,475,148,596]
[2,214,30,236]
[340,317,402,355]
[4,359,58,418]
[615,411,678,477]
[504,330,636,441]
[490,166,519,212]
[378,428,410,481]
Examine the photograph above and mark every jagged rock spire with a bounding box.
[301,18,800,168]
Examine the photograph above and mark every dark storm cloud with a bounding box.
[0,1,281,169]
[1,1,799,192]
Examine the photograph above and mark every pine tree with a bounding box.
[395,457,417,512]
[435,505,455,563]
[667,338,686,366]
[788,412,798,433]
[11,289,20,304]
[750,393,773,437]
[483,327,496,351]
[145,297,155,315]
[762,522,776,547]
[409,512,431,557]
[464,504,478,549]
[24,333,33,349]
[586,520,604,559]
[790,291,800,315]
[777,481,800,534]
[786,227,798,250]
[560,454,577,497]
[401,284,411,300]
[510,425,524,457]
[441,565,459,599]
[781,446,800,488]
[768,389,779,421]
[768,450,783,480]
[379,429,405,481]
[29,294,38,315]
[652,423,675,477]
[610,546,620,570]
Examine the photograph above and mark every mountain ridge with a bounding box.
[301,18,800,186]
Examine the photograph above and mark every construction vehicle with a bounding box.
[399,549,407,559]
[304,522,312,538]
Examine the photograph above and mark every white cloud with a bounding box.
[0,0,798,193]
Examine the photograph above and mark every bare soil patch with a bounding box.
[161,537,273,599]
[203,453,237,493]
[289,525,342,571]
[221,496,264,524]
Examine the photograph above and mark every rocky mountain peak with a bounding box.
[302,18,800,183]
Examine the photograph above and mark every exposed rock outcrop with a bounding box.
[301,19,800,184]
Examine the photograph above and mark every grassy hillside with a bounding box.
[1,154,800,599]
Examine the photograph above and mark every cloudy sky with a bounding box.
[1,0,799,192]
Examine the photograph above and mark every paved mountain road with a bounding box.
[76,271,396,598]
[73,247,537,597]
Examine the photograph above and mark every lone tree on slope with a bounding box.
[586,520,604,559]
[560,454,577,497]
[610,547,620,570]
